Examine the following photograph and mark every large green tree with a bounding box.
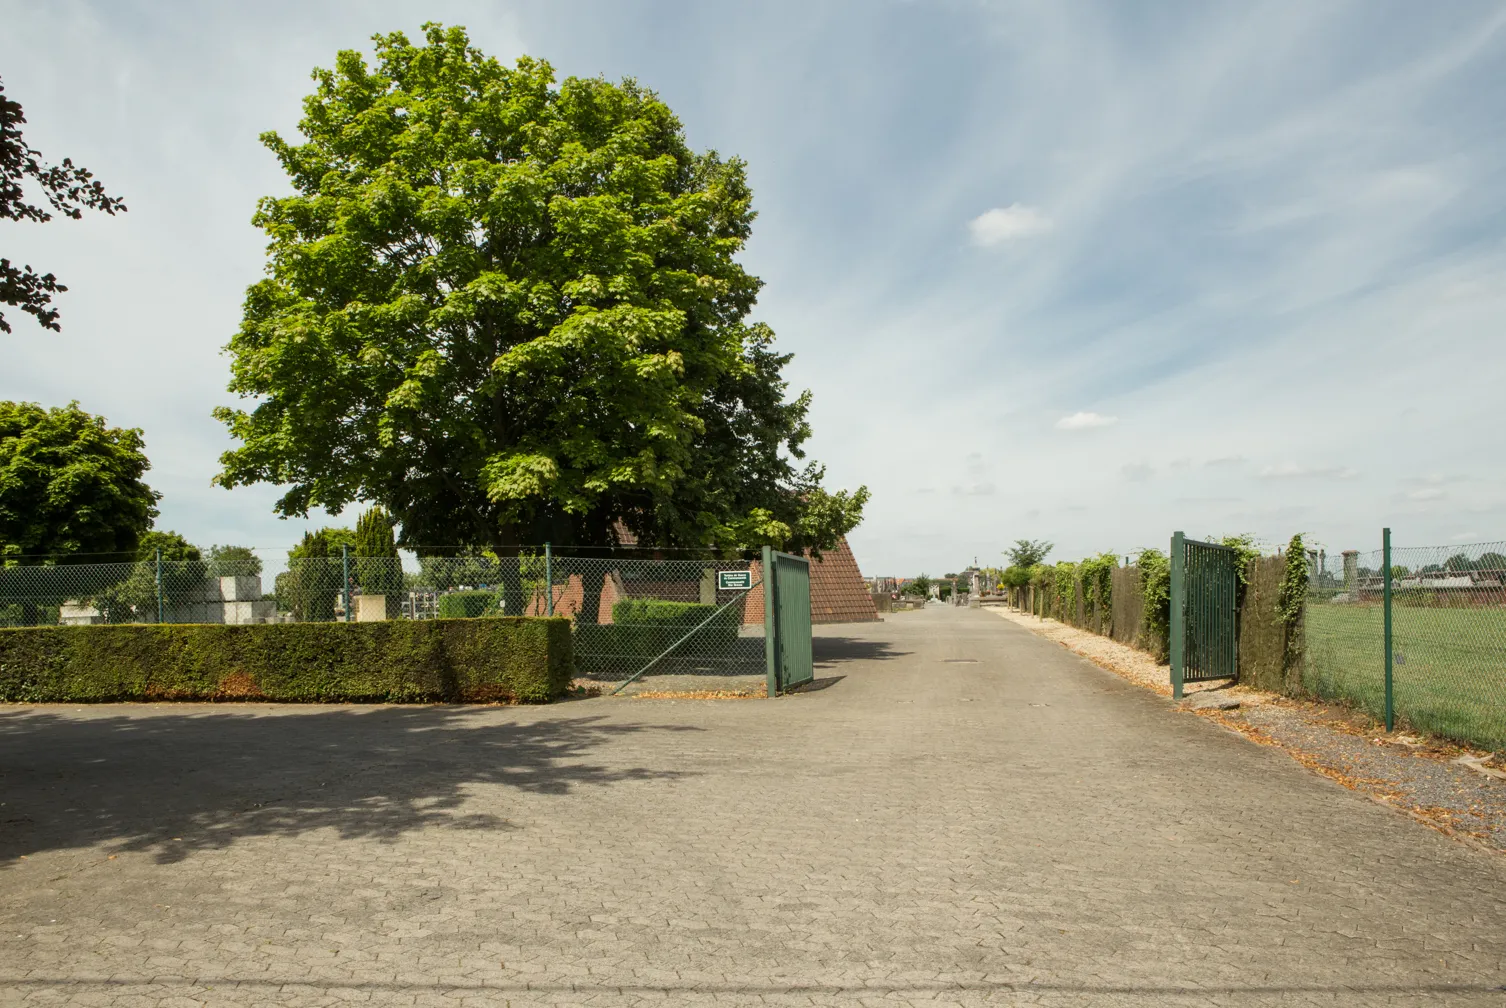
[0,400,159,560]
[214,25,865,576]
[1,75,127,333]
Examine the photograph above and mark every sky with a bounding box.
[4,0,1506,578]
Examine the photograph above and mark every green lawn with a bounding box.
[1304,603,1506,751]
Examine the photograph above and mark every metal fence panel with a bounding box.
[1305,538,1506,750]
[0,548,772,695]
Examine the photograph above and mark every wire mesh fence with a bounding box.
[1303,540,1506,751]
[0,549,770,693]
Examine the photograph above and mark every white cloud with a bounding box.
[1407,488,1447,501]
[1121,463,1154,482]
[1056,411,1119,431]
[968,204,1053,246]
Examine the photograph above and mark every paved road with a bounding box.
[2,607,1504,1006]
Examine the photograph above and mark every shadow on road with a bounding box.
[0,707,699,865]
[787,676,844,693]
[811,634,909,668]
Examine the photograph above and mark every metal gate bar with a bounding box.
[1170,530,1240,698]
[763,546,814,694]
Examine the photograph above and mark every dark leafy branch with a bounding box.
[1,75,127,333]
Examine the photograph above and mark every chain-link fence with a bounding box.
[1303,540,1506,751]
[0,549,769,694]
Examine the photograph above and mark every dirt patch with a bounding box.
[627,689,764,700]
[990,605,1506,854]
[572,674,766,699]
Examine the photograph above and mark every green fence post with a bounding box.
[545,542,553,616]
[1383,526,1393,733]
[763,546,779,697]
[342,544,352,623]
[1170,531,1185,699]
[155,547,164,624]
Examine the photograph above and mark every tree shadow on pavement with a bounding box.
[811,635,909,668]
[0,706,700,865]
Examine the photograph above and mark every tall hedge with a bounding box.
[0,617,571,703]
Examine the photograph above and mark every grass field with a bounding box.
[1304,603,1506,751]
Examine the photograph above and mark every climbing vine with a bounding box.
[1052,562,1078,620]
[1078,553,1117,617]
[1277,532,1308,665]
[1136,547,1171,660]
[1216,533,1262,607]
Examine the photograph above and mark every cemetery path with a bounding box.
[1,606,1504,1006]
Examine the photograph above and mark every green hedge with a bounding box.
[0,617,572,704]
[573,599,739,677]
[437,590,502,619]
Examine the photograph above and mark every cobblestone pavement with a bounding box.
[2,607,1505,1007]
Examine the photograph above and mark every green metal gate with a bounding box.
[763,547,813,694]
[1169,531,1239,698]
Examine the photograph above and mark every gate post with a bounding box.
[763,545,779,697]
[1382,527,1394,732]
[1170,531,1186,699]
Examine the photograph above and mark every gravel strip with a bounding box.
[988,604,1506,853]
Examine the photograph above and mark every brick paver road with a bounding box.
[2,606,1505,1006]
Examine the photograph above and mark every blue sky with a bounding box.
[4,0,1506,577]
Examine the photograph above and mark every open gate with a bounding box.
[1169,531,1239,698]
[763,547,814,694]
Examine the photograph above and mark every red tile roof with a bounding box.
[742,537,879,625]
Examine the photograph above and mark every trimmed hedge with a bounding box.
[573,599,739,677]
[437,589,501,619]
[0,617,572,704]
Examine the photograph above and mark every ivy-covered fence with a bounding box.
[1003,534,1305,681]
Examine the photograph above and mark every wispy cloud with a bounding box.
[1258,463,1359,480]
[1056,411,1118,431]
[1121,463,1154,482]
[968,204,1053,246]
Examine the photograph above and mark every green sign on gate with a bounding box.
[762,546,814,695]
[1169,530,1240,699]
[717,569,753,591]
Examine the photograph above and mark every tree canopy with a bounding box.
[1007,539,1053,568]
[134,530,200,562]
[1,75,126,333]
[0,400,159,561]
[214,24,865,558]
[207,544,262,577]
